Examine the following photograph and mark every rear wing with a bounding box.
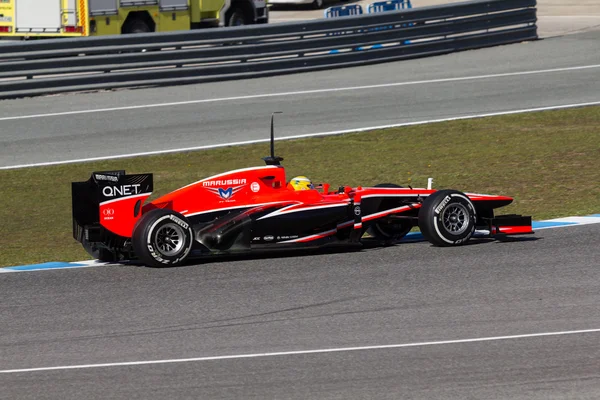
[72,170,153,239]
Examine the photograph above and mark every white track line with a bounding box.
[2,328,599,374]
[1,64,599,123]
[2,100,600,170]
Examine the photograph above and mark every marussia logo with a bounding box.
[203,179,247,187]
[205,185,245,200]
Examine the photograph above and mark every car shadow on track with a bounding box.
[124,235,540,269]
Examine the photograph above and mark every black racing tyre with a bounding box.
[366,183,412,242]
[418,189,476,247]
[132,209,194,268]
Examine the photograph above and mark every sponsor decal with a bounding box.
[0,16,12,22]
[168,214,189,230]
[434,195,451,214]
[251,182,260,193]
[205,185,245,201]
[354,205,361,216]
[203,179,247,187]
[102,184,140,198]
[94,173,119,182]
[102,208,115,220]
[147,244,166,264]
[252,236,261,241]
[276,235,298,240]
[264,235,274,241]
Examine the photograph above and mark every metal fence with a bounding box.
[0,0,537,99]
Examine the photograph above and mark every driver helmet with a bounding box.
[289,176,314,191]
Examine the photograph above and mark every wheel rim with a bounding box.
[441,203,469,235]
[153,223,186,256]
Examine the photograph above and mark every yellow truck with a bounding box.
[0,0,268,38]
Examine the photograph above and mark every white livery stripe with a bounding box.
[183,201,294,217]
[362,204,421,222]
[279,220,355,243]
[279,229,337,243]
[257,202,348,220]
[175,165,281,192]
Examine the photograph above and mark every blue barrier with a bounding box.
[367,0,412,13]
[358,0,413,49]
[324,3,364,49]
[324,4,364,18]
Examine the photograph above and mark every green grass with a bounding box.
[1,106,599,267]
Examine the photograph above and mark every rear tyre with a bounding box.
[418,189,476,246]
[366,183,412,243]
[132,209,194,267]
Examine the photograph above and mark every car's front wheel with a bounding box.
[132,209,194,267]
[418,189,476,246]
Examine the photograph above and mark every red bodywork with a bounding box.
[94,165,528,241]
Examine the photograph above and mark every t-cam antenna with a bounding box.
[263,111,284,165]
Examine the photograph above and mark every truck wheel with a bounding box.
[418,189,476,246]
[366,183,412,242]
[123,19,151,34]
[227,8,247,26]
[132,209,194,268]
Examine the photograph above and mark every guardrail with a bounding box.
[0,0,537,99]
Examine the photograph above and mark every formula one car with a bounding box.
[72,114,534,267]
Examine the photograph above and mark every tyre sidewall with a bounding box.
[133,210,194,267]
[420,190,476,246]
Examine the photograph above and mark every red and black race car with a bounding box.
[72,115,533,267]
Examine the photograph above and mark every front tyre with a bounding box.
[132,209,194,267]
[418,189,476,247]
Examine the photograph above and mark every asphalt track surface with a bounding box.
[1,223,599,399]
[1,30,600,168]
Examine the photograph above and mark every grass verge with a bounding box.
[1,106,599,267]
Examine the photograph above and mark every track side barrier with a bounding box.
[0,0,537,99]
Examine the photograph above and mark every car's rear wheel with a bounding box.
[132,209,194,267]
[418,189,476,246]
[366,183,412,243]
